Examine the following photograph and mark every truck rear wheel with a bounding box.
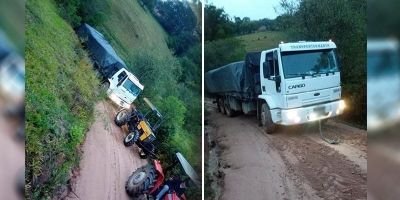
[115,109,128,126]
[125,164,157,197]
[224,100,234,117]
[261,103,276,134]
[216,98,222,113]
[218,98,226,114]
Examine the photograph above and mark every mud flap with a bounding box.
[318,120,340,144]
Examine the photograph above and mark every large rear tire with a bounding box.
[261,103,277,134]
[125,165,157,197]
[115,109,129,126]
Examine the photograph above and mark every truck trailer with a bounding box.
[77,24,144,109]
[206,41,346,133]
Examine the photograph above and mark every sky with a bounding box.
[207,0,281,20]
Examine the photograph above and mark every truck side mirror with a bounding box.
[275,75,281,92]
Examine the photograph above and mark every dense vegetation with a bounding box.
[205,0,366,126]
[53,0,110,26]
[152,0,200,55]
[368,0,400,37]
[26,0,100,198]
[26,0,201,199]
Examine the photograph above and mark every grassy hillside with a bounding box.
[235,31,288,52]
[96,0,170,58]
[26,0,100,198]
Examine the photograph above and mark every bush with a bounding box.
[26,0,100,198]
[54,0,109,27]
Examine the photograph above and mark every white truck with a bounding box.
[367,39,400,131]
[77,24,144,109]
[206,41,346,133]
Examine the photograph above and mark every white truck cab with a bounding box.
[107,68,144,109]
[258,41,345,125]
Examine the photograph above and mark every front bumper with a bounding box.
[107,91,131,109]
[274,100,345,125]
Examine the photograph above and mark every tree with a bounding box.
[204,4,234,41]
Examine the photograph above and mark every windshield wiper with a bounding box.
[286,73,314,79]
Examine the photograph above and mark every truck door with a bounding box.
[261,50,281,96]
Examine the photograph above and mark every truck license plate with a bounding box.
[313,106,326,116]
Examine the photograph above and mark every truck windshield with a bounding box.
[123,79,141,96]
[281,49,339,78]
[367,50,400,78]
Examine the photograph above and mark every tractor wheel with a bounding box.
[115,109,128,126]
[224,100,234,117]
[125,164,157,197]
[261,103,277,134]
[124,132,138,147]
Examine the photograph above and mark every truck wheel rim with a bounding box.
[132,172,146,184]
[125,134,134,142]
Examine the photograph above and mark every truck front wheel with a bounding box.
[261,103,276,134]
[115,109,128,126]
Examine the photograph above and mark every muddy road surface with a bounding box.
[66,101,147,200]
[205,100,367,200]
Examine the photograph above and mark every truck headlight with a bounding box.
[339,100,346,110]
[109,93,119,102]
[287,110,301,123]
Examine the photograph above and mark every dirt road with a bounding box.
[66,101,147,200]
[205,101,367,200]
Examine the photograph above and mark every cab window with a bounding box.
[263,51,279,79]
[118,71,127,82]
[263,52,273,79]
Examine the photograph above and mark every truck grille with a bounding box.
[302,96,330,106]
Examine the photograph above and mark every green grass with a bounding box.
[26,0,100,198]
[96,0,170,60]
[235,31,289,52]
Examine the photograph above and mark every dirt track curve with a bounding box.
[205,100,367,200]
[66,101,147,200]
